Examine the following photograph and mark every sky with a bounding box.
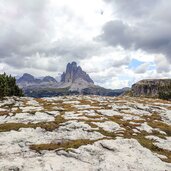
[0,0,171,89]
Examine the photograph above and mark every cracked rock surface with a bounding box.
[0,96,171,171]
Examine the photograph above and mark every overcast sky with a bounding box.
[0,0,171,89]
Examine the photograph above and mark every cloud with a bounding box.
[0,0,112,70]
[100,0,171,63]
[104,0,160,18]
[0,0,171,89]
[155,55,171,73]
[0,0,49,57]
[112,57,130,67]
[134,63,149,74]
[97,19,171,62]
[96,20,134,49]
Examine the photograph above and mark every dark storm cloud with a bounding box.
[104,0,160,18]
[97,20,171,58]
[96,20,134,49]
[0,0,137,74]
[101,0,171,62]
[0,0,49,58]
[0,39,100,71]
[46,39,100,59]
[112,56,130,67]
[0,0,102,71]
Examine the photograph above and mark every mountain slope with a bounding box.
[129,79,171,100]
[61,61,94,84]
[59,61,94,92]
[17,62,126,97]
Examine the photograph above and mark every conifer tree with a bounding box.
[0,73,23,98]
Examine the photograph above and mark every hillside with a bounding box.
[0,95,170,170]
[131,79,171,100]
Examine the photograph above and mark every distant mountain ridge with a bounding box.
[17,62,126,97]
[43,76,57,83]
[17,73,58,87]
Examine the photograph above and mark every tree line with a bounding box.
[159,85,171,100]
[0,73,23,98]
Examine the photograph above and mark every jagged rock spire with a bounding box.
[61,61,94,84]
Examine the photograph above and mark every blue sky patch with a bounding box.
[129,59,144,69]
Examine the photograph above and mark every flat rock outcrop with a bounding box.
[131,79,171,99]
[0,96,171,170]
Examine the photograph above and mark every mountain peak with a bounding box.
[17,74,57,87]
[18,73,35,82]
[43,76,57,83]
[71,61,77,66]
[61,61,94,84]
[23,73,33,77]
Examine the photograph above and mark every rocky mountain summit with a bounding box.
[0,95,171,170]
[17,73,40,86]
[61,62,94,84]
[131,79,171,100]
[59,62,94,92]
[17,62,126,97]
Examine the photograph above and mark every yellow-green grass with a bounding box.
[30,139,96,152]
[135,134,171,163]
[148,121,171,136]
[0,115,66,132]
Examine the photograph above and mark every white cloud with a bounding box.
[155,54,170,73]
[135,63,149,74]
[0,0,171,89]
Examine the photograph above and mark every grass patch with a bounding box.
[79,99,93,105]
[61,103,77,112]
[30,139,95,152]
[84,115,102,119]
[13,107,23,114]
[0,111,9,116]
[143,113,162,121]
[151,130,166,139]
[0,115,66,132]
[2,103,15,109]
[148,121,171,136]
[36,98,64,112]
[87,122,99,128]
[135,134,171,163]
[0,123,34,132]
[97,128,116,138]
[54,115,66,125]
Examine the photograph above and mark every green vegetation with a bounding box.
[24,87,79,97]
[81,87,124,96]
[148,121,171,136]
[0,115,66,132]
[30,139,95,152]
[0,73,23,98]
[159,85,171,100]
[135,134,171,163]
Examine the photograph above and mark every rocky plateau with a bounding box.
[0,95,171,171]
[131,79,171,100]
